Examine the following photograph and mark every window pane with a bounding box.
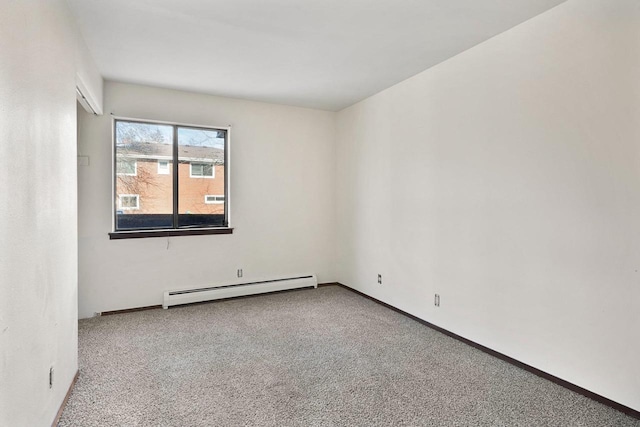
[205,195,225,204]
[119,195,139,209]
[177,126,226,227]
[190,163,214,177]
[191,163,203,176]
[115,121,174,230]
[158,161,169,174]
[117,159,136,175]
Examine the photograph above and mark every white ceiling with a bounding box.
[67,0,565,111]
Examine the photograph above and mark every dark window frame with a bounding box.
[110,117,232,239]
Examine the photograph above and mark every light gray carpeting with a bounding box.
[59,286,639,426]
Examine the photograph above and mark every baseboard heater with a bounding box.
[163,274,317,309]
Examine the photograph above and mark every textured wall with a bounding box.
[336,0,640,412]
[77,81,336,318]
[0,1,102,425]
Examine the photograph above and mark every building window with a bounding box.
[205,195,225,204]
[119,194,139,210]
[190,162,214,178]
[157,160,170,175]
[112,119,229,235]
[116,159,137,176]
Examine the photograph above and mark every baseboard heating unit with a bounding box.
[163,274,317,309]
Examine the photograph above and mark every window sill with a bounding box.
[109,227,233,240]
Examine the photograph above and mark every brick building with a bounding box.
[116,141,225,216]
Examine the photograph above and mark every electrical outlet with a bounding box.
[434,294,440,307]
[49,366,54,389]
[377,274,382,284]
[237,269,243,278]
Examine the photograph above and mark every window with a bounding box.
[117,159,137,176]
[157,160,170,175]
[112,119,230,238]
[119,194,139,210]
[205,195,225,204]
[190,162,214,178]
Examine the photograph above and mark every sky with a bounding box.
[116,121,225,149]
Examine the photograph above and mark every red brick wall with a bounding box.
[178,163,225,214]
[115,159,225,214]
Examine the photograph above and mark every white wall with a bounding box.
[336,0,640,412]
[75,32,103,115]
[0,1,103,425]
[77,81,336,319]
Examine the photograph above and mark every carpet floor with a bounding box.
[59,285,639,426]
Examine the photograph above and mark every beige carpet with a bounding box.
[59,286,639,426]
